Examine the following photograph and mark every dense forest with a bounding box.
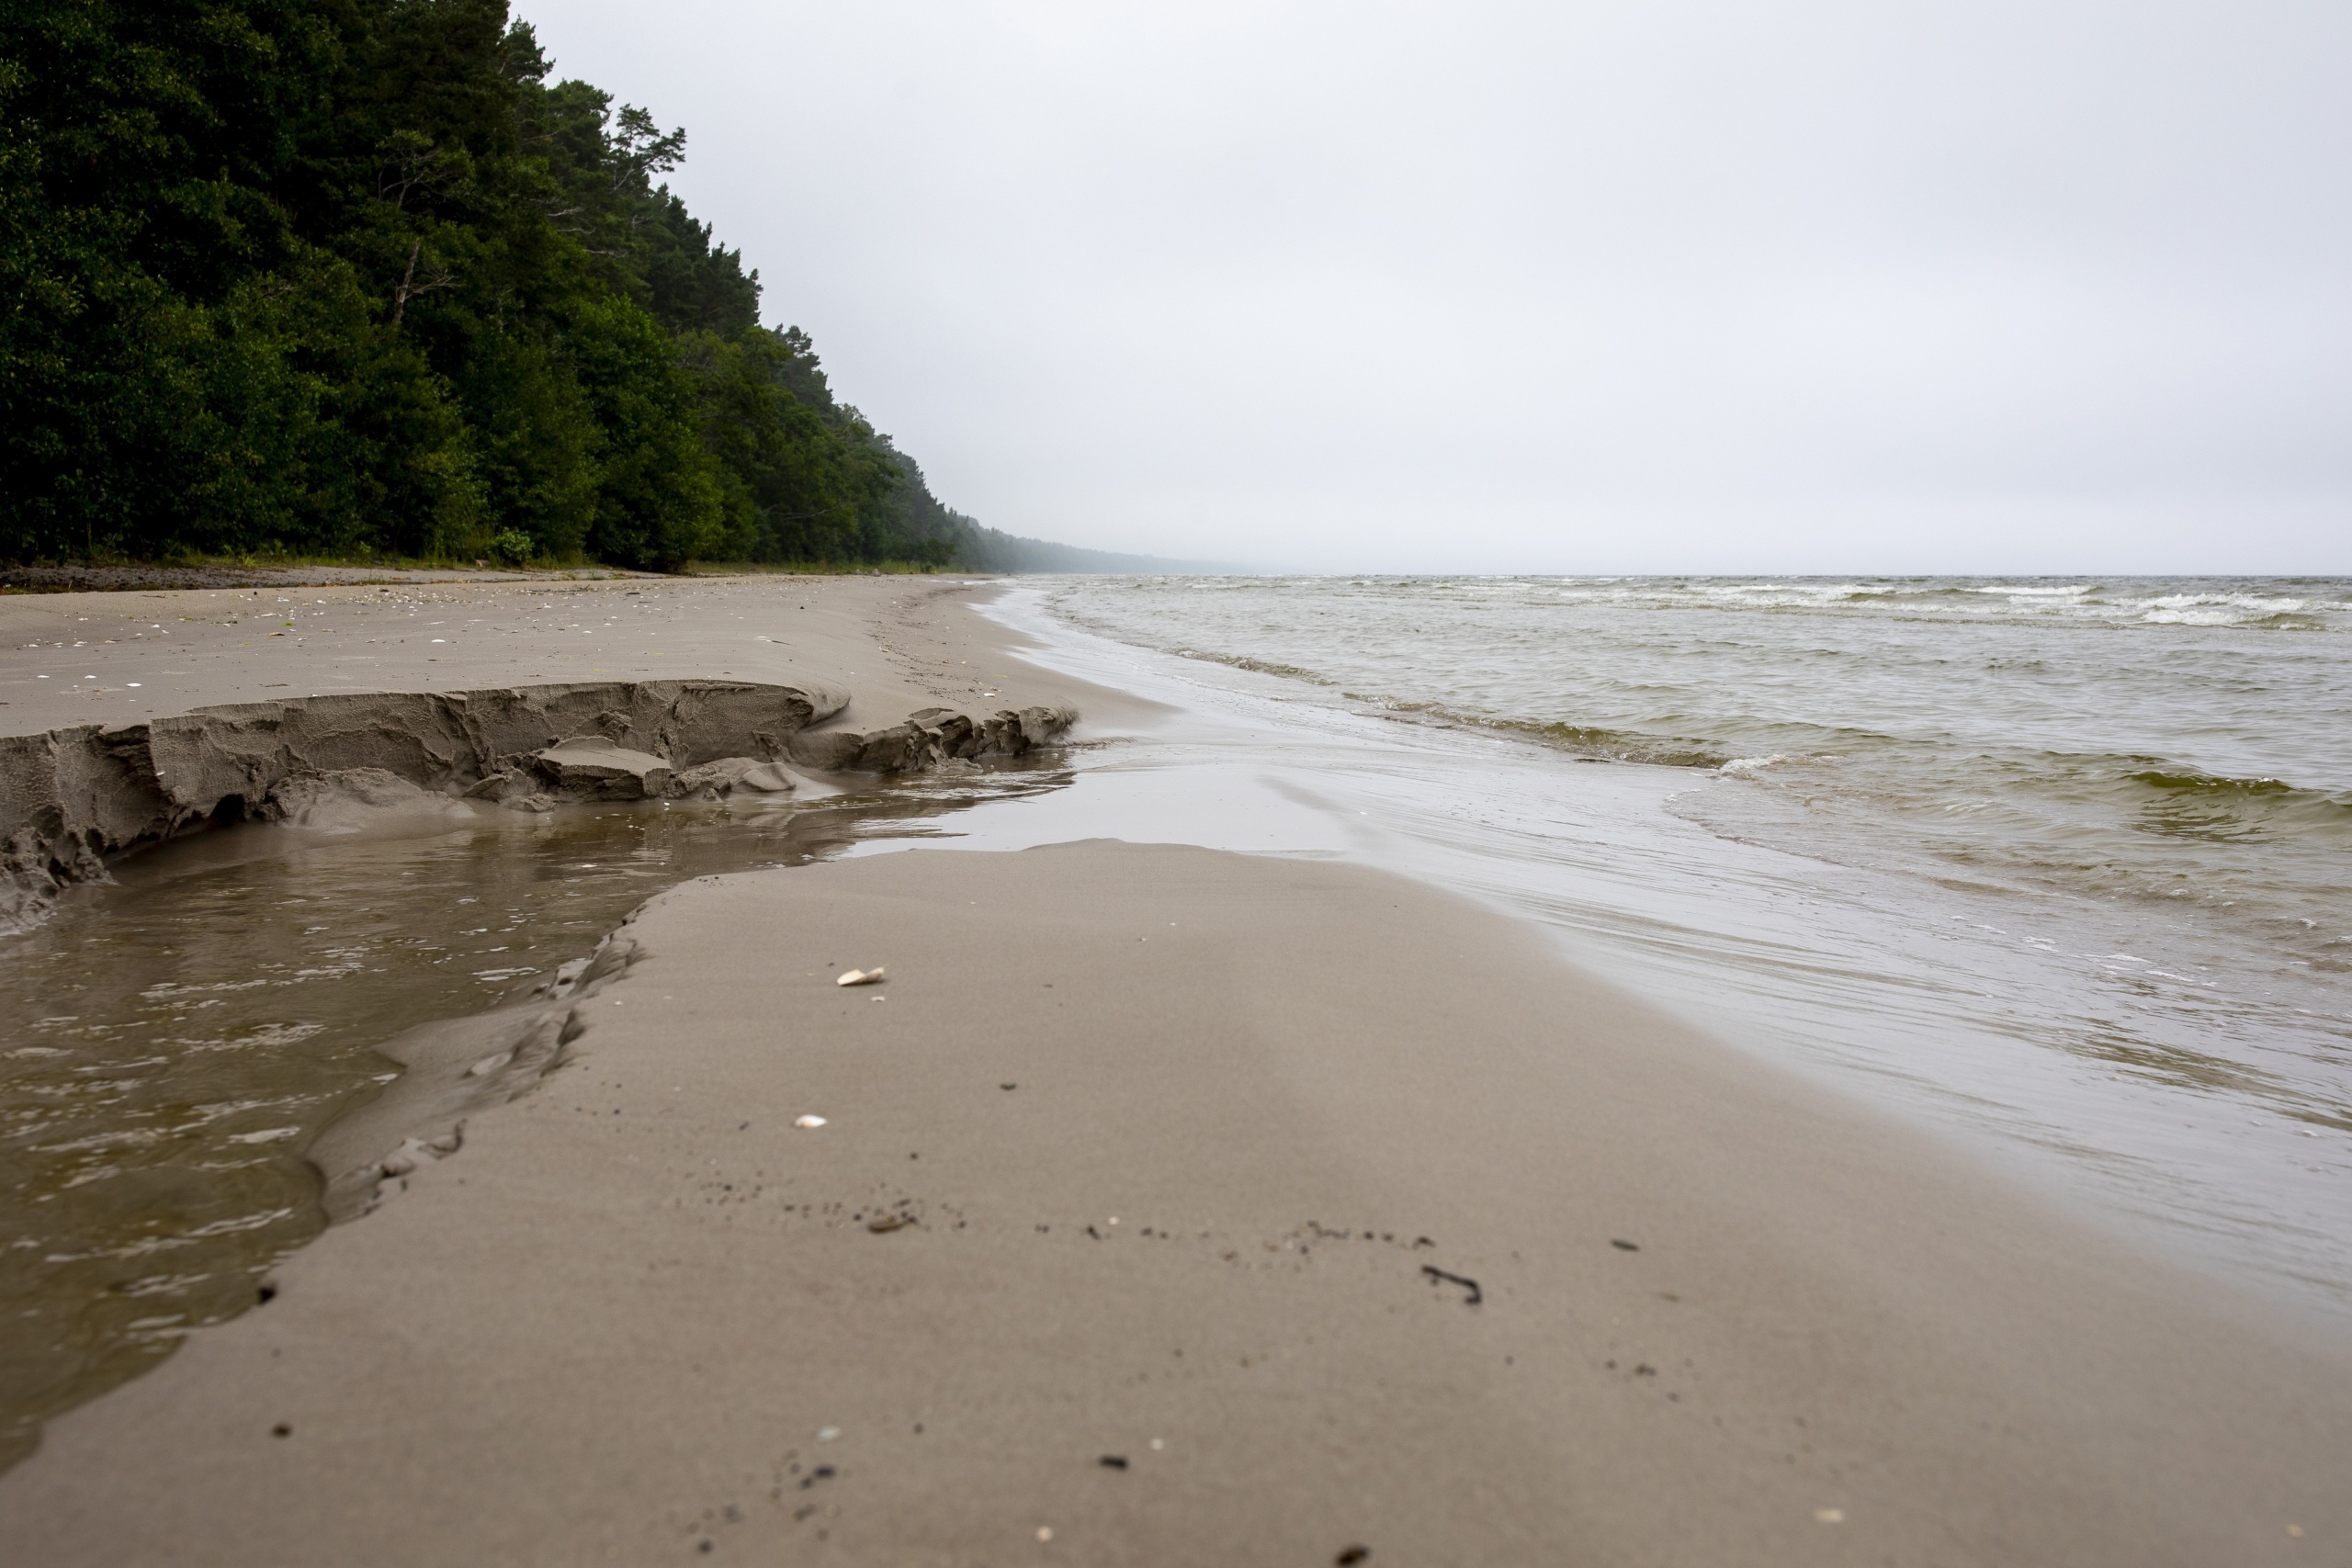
[0,0,1124,572]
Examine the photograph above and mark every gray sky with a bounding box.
[528,1,2349,573]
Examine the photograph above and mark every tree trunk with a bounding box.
[390,240,421,327]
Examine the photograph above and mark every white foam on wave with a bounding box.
[2135,592,2308,625]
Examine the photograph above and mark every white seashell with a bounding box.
[794,1115,828,1129]
[835,966,886,987]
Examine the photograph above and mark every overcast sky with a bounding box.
[526,1,2349,573]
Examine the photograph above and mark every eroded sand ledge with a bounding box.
[0,679,1073,929]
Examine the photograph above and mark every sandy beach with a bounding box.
[0,571,1145,736]
[2,574,2348,1564]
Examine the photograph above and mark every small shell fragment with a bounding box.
[866,1213,909,1233]
[836,966,886,987]
[795,1115,828,1129]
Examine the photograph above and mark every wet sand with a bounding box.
[2,580,2349,1563]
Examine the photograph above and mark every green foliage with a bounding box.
[1,0,982,570]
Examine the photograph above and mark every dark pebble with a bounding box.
[1336,1546,1372,1564]
[256,1283,277,1304]
[1611,1238,1640,1251]
[812,1465,835,1479]
[270,1423,292,1438]
[1001,1083,1017,1090]
[1099,1454,1128,1469]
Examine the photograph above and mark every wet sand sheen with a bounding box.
[4,840,2348,1564]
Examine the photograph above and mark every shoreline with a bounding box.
[968,581,2352,1326]
[2,579,2349,1562]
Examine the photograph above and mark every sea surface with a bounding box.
[918,575,2352,1320]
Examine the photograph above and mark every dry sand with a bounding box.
[2,579,2347,1564]
[0,570,1155,739]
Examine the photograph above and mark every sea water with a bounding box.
[910,576,2352,1320]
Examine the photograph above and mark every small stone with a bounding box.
[1336,1547,1372,1564]
[816,1426,842,1443]
[1098,1454,1127,1469]
[1611,1238,1640,1251]
[1814,1507,1845,1524]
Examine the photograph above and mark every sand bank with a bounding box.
[1,840,2346,1564]
[0,574,1145,926]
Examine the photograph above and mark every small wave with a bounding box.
[2139,609,2315,629]
[1214,653,1333,684]
[2114,766,2352,844]
[2129,769,2295,796]
[1967,583,2098,599]
[1479,717,1730,769]
[2133,592,2312,627]
[1718,752,1852,779]
[1705,581,1872,601]
[2138,592,2308,612]
[1367,701,1731,768]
